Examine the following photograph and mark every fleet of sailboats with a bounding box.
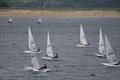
[6,16,119,72]
[23,26,119,69]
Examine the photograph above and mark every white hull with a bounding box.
[76,44,89,48]
[94,54,106,58]
[101,63,120,67]
[41,56,59,61]
[24,50,41,53]
[36,21,42,24]
[25,66,50,72]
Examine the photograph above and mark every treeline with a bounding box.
[0,0,11,8]
[0,0,120,9]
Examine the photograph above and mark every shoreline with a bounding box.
[0,9,120,17]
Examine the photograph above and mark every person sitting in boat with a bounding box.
[114,62,120,65]
[39,64,48,70]
[87,43,90,45]
[84,43,90,46]
[53,53,58,58]
[37,48,40,51]
[34,48,40,52]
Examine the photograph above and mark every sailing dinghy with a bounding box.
[24,27,41,53]
[42,31,59,60]
[8,17,13,24]
[94,28,106,58]
[36,17,42,24]
[101,34,120,67]
[76,24,89,47]
[25,50,50,72]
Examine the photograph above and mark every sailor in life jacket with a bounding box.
[54,53,58,58]
[39,64,48,70]
[84,43,90,46]
[34,48,40,52]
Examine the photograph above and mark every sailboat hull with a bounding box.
[39,68,50,72]
[24,50,41,53]
[76,44,89,48]
[41,56,59,61]
[94,54,106,58]
[25,66,50,72]
[101,63,120,67]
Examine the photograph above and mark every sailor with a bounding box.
[114,62,120,65]
[87,43,90,45]
[39,64,47,70]
[54,53,58,58]
[37,48,40,51]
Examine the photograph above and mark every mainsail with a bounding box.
[99,28,105,55]
[31,52,40,70]
[105,34,118,64]
[28,27,38,51]
[8,17,12,23]
[46,31,54,57]
[38,17,42,23]
[80,24,88,45]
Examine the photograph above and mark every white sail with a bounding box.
[31,52,40,70]
[8,17,12,22]
[28,27,38,51]
[80,24,88,45]
[38,17,42,23]
[105,34,118,64]
[99,28,105,55]
[46,31,54,57]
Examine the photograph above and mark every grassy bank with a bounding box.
[0,9,120,17]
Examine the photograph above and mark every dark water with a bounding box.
[0,16,120,80]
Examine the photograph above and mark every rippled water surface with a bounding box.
[0,16,120,80]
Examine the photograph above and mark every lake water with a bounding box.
[0,16,120,80]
